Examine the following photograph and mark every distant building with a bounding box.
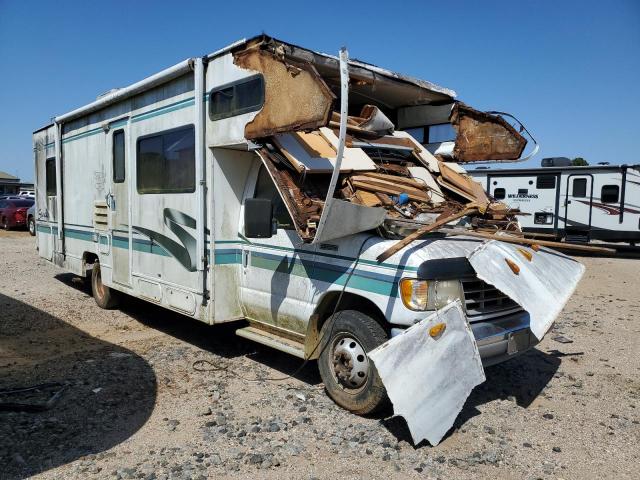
[0,171,33,195]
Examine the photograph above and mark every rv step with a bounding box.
[235,326,305,359]
[565,234,589,244]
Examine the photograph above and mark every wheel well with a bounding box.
[82,252,99,271]
[314,291,387,333]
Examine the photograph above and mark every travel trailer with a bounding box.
[33,35,584,443]
[470,164,640,244]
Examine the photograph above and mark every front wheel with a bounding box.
[28,217,36,236]
[91,262,120,309]
[318,310,389,415]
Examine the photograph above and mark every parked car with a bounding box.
[27,204,36,236]
[0,198,34,230]
[19,191,35,199]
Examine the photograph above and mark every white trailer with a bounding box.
[33,35,584,443]
[469,165,640,244]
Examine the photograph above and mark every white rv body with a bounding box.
[32,37,585,438]
[470,165,640,243]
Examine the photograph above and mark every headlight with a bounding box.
[399,278,464,311]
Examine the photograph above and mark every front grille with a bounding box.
[461,276,522,321]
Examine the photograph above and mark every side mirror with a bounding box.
[244,198,274,238]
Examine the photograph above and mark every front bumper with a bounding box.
[470,310,537,367]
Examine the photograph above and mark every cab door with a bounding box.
[564,174,593,231]
[109,122,131,286]
[239,162,316,334]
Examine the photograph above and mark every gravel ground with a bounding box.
[1,230,639,479]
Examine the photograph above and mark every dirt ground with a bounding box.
[1,230,639,480]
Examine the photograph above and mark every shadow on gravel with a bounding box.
[0,292,157,480]
[55,272,322,387]
[383,348,561,447]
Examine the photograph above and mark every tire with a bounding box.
[91,262,120,309]
[28,217,36,236]
[318,310,389,415]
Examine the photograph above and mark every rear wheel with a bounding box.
[318,310,389,415]
[91,262,120,309]
[28,217,36,236]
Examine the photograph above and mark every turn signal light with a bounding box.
[429,323,446,339]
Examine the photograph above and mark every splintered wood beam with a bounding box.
[443,228,616,254]
[377,207,477,262]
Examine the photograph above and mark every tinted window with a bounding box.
[601,184,619,203]
[253,166,293,229]
[427,123,456,143]
[137,125,195,194]
[0,201,6,208]
[536,175,556,189]
[45,157,56,196]
[11,200,34,207]
[572,178,587,197]
[210,76,265,120]
[404,127,425,143]
[493,188,506,200]
[113,129,125,183]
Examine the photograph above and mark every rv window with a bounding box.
[113,130,125,183]
[253,166,294,230]
[209,76,265,121]
[45,157,56,196]
[572,178,587,198]
[601,184,619,203]
[136,125,195,194]
[493,188,506,200]
[427,123,456,143]
[536,175,556,189]
[404,127,425,144]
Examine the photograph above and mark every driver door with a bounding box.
[239,163,316,335]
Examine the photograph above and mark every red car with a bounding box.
[0,198,34,230]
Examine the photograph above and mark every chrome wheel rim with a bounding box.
[331,335,369,389]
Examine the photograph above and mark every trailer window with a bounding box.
[253,166,294,230]
[427,123,456,143]
[601,184,619,203]
[45,157,56,196]
[536,175,556,189]
[209,75,265,121]
[113,130,125,183]
[493,188,505,200]
[572,178,587,198]
[137,125,195,194]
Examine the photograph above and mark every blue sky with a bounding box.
[1,0,638,182]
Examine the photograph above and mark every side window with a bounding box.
[536,175,556,189]
[404,127,425,143]
[427,123,456,143]
[0,201,6,208]
[210,75,265,121]
[113,129,125,183]
[572,178,587,197]
[137,125,195,194]
[493,188,506,200]
[45,157,57,196]
[253,166,294,230]
[601,184,619,203]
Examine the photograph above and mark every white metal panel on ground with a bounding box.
[467,240,584,340]
[368,301,485,446]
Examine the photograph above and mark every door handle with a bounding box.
[242,250,249,268]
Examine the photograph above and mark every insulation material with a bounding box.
[234,47,335,139]
[467,240,585,340]
[368,300,485,446]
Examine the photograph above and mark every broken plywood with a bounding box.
[450,103,527,162]
[234,47,335,139]
[368,300,485,446]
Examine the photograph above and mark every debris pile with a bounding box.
[256,105,522,244]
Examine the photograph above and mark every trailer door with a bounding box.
[564,174,593,231]
[110,122,131,286]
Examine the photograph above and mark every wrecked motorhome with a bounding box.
[33,35,586,446]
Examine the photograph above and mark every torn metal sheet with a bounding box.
[467,240,585,340]
[368,300,485,446]
[450,103,527,162]
[234,47,335,139]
